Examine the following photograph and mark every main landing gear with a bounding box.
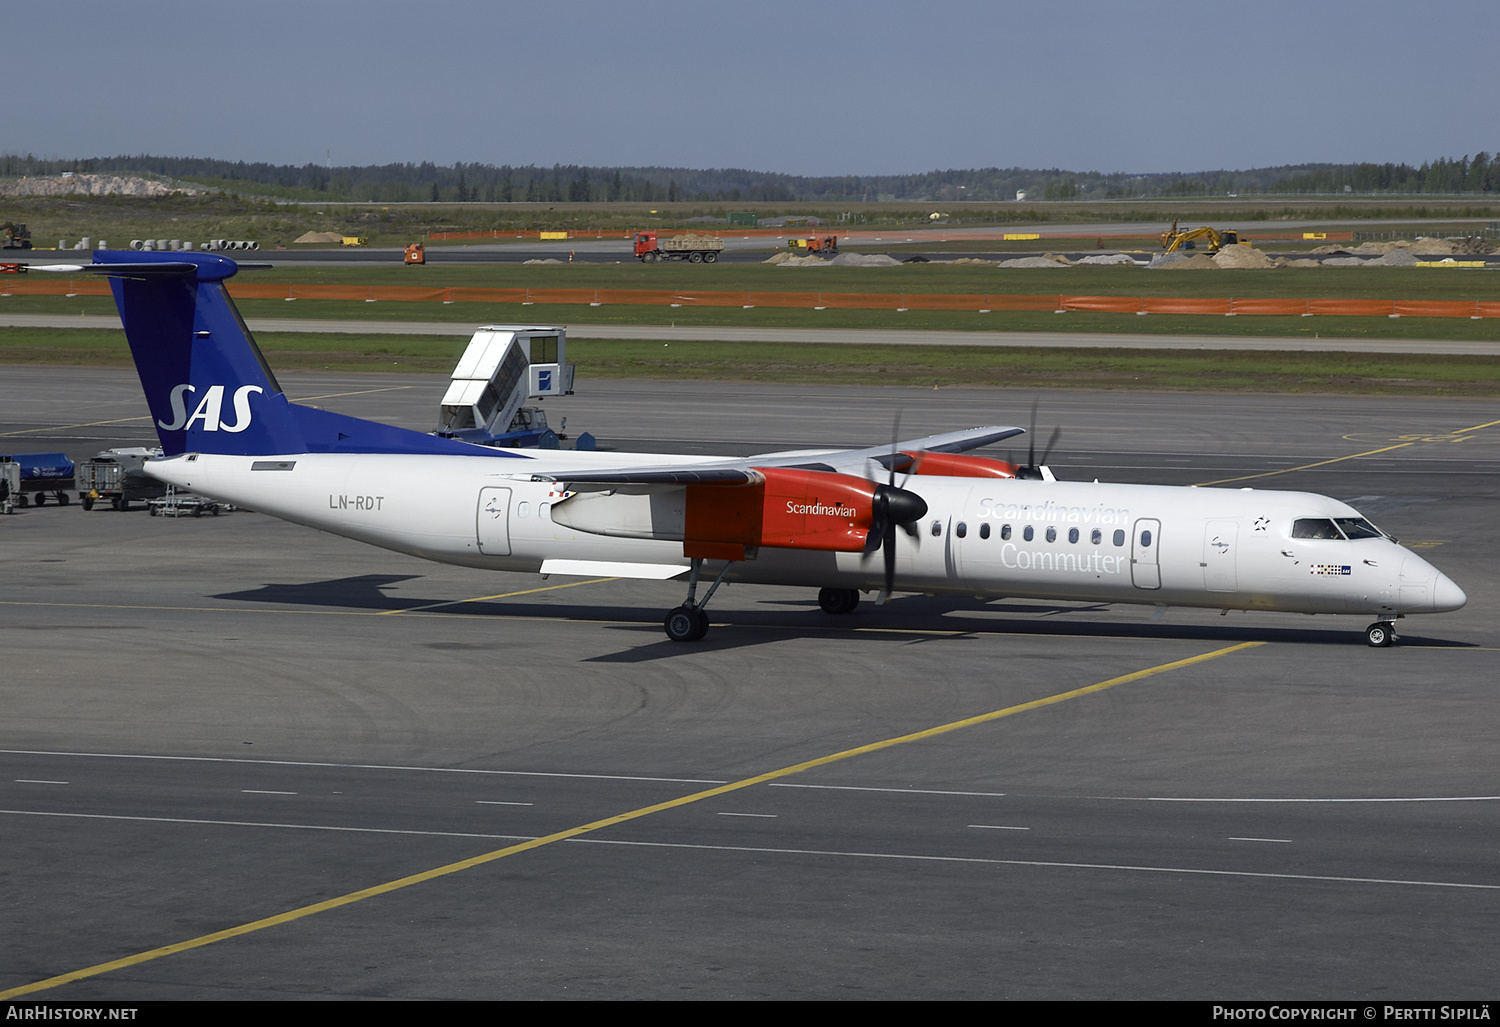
[664,558,734,643]
[818,587,860,615]
[1364,621,1399,648]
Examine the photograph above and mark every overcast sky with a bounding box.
[8,1,1495,177]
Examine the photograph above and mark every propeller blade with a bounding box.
[871,483,927,603]
[1016,402,1060,480]
[1039,425,1062,467]
[882,516,897,600]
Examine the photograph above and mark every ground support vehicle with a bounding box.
[147,487,222,518]
[436,326,579,448]
[77,448,167,510]
[0,461,19,514]
[633,231,724,263]
[0,452,75,507]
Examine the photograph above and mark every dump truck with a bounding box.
[633,231,723,263]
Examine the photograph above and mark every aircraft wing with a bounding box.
[748,425,1026,475]
[530,425,1025,487]
[531,464,761,489]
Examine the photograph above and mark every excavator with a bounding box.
[1159,219,1248,254]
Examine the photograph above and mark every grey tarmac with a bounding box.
[1,370,1498,1000]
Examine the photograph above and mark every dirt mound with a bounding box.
[1148,252,1187,268]
[1212,245,1275,269]
[998,255,1071,268]
[1450,236,1496,255]
[829,252,902,267]
[1075,253,1136,265]
[946,257,996,265]
[1274,257,1322,268]
[293,231,343,244]
[1154,253,1220,270]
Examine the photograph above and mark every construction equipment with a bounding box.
[633,231,724,263]
[787,235,840,257]
[76,447,167,510]
[2,222,32,249]
[1160,219,1249,253]
[404,242,426,265]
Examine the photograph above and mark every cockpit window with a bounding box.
[1291,518,1343,540]
[1334,517,1387,541]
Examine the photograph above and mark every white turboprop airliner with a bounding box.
[51,252,1465,646]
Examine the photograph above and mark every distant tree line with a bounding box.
[4,151,1499,201]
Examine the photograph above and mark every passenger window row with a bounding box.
[945,520,1129,547]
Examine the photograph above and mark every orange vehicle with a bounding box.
[788,235,840,257]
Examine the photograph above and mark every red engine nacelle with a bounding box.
[683,467,877,560]
[902,451,1018,478]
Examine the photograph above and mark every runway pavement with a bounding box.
[1,371,1498,1000]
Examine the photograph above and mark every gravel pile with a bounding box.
[1211,245,1276,269]
[998,255,1071,268]
[830,252,903,267]
[1075,253,1136,265]
[1151,253,1220,270]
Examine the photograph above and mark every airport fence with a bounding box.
[3,278,1496,318]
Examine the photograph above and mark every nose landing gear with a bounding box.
[1364,621,1398,648]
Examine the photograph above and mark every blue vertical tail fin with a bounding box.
[86,250,523,460]
[95,250,305,456]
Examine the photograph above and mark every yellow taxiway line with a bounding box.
[0,641,1260,999]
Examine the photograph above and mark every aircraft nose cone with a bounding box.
[1432,572,1467,613]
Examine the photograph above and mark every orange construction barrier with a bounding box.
[1226,298,1309,316]
[1142,297,1233,315]
[1307,299,1394,317]
[6,278,1499,320]
[1391,300,1482,319]
[1062,296,1143,313]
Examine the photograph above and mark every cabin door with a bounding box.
[477,487,512,556]
[1131,518,1161,589]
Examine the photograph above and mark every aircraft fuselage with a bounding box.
[145,451,1464,619]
